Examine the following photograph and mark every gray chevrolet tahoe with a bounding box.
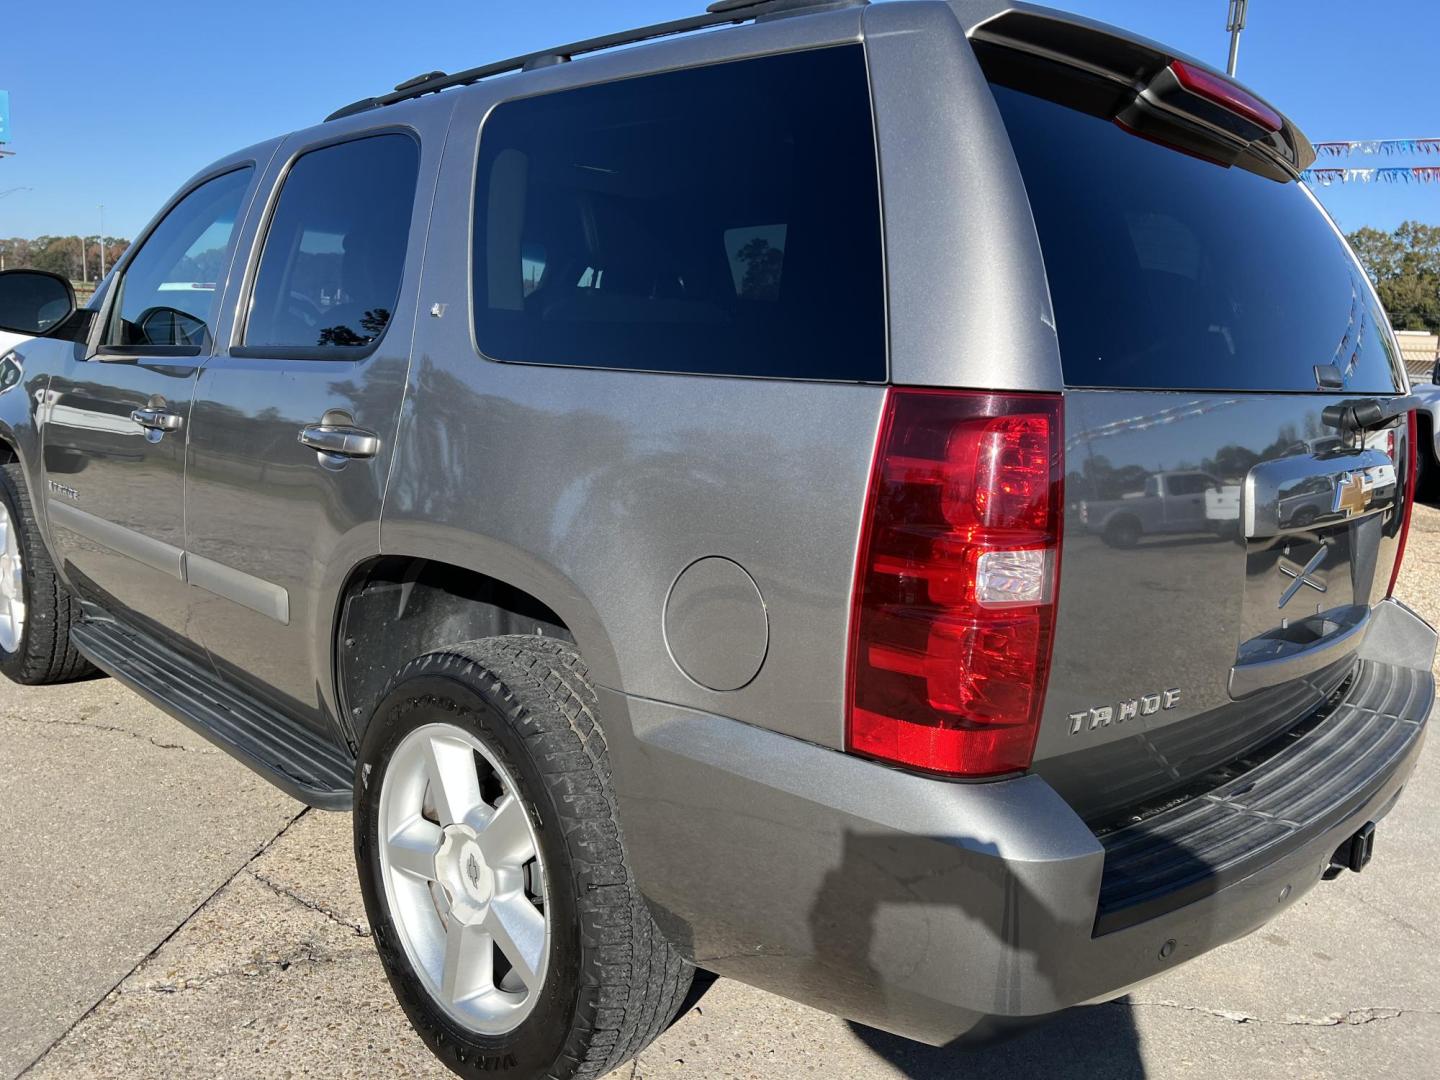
[0,1,1433,1077]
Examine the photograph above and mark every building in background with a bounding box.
[1398,330,1440,383]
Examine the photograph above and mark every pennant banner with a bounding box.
[1303,166,1440,186]
[1313,139,1440,157]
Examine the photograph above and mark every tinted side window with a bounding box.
[245,134,419,350]
[1166,474,1209,496]
[105,167,252,350]
[473,46,885,381]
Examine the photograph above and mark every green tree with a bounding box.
[0,234,130,279]
[1347,221,1440,332]
[30,235,78,278]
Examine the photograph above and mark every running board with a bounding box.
[70,612,355,810]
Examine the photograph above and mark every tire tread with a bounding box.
[374,635,691,1080]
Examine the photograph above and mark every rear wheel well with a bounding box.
[335,557,572,739]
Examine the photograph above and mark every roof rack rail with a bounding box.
[325,0,865,122]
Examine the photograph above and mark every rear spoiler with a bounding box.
[958,3,1314,179]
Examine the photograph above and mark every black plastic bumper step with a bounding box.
[1095,659,1430,935]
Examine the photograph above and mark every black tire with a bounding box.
[355,636,692,1080]
[1416,424,1438,503]
[0,461,98,685]
[1102,515,1142,549]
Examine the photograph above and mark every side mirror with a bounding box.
[0,269,78,337]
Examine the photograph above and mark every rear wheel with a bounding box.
[1102,514,1142,549]
[355,636,691,1080]
[0,462,98,685]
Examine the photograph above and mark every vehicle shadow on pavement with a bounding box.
[846,1002,1145,1079]
[802,830,1154,1080]
[643,794,1175,1080]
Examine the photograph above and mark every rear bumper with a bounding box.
[599,598,1434,1046]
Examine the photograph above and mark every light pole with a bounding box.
[1226,0,1248,77]
[99,204,106,277]
[78,234,87,285]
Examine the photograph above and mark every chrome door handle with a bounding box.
[299,424,380,459]
[130,407,183,432]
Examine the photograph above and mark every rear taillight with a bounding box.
[1387,410,1418,598]
[1169,60,1283,133]
[846,389,1064,778]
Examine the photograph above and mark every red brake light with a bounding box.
[1387,410,1418,598]
[846,389,1064,778]
[1169,60,1283,134]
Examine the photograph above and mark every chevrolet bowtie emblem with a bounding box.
[1332,472,1372,517]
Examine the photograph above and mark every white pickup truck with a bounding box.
[1205,482,1241,532]
[1078,469,1220,547]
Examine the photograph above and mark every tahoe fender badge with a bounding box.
[1068,689,1180,736]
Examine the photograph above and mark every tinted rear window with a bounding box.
[991,84,1401,393]
[473,46,885,381]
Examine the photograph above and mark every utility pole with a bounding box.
[99,204,106,277]
[1226,0,1248,77]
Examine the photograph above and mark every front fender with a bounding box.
[0,333,53,526]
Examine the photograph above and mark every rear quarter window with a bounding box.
[991,84,1402,394]
[472,46,886,381]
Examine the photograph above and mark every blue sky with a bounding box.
[1,0,1435,239]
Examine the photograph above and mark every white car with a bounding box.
[0,328,30,355]
[0,329,31,395]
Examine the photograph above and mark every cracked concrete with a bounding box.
[1124,1000,1419,1027]
[5,506,1440,1078]
[9,711,220,753]
[246,868,369,937]
[23,867,424,1080]
[9,711,1438,1080]
[0,676,302,1080]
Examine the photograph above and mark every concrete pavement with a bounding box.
[0,678,299,1078]
[6,508,1440,1079]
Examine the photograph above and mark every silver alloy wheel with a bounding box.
[377,722,550,1034]
[0,500,25,653]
